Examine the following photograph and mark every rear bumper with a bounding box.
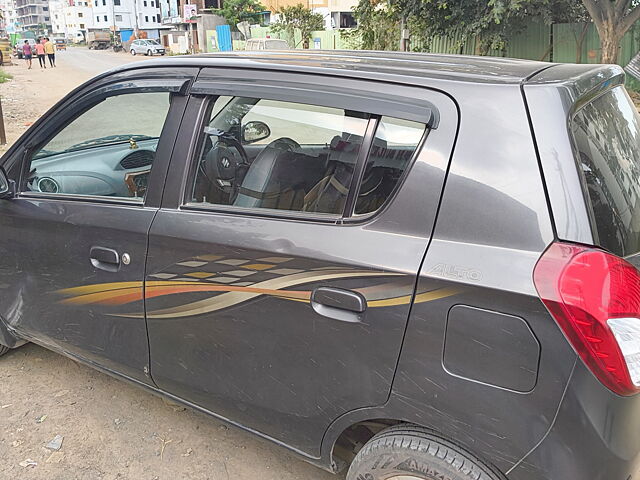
[507,361,640,480]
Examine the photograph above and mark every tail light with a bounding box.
[533,242,640,396]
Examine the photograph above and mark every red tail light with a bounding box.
[533,242,640,396]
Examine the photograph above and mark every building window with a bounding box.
[43,6,48,10]
[96,15,99,21]
[115,14,122,21]
[150,1,154,6]
[103,14,107,20]
[156,13,160,22]
[102,0,105,5]
[78,12,83,17]
[114,0,120,5]
[80,23,85,28]
[144,15,148,21]
[143,0,147,5]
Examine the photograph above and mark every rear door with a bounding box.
[145,70,459,455]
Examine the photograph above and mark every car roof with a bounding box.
[114,50,615,86]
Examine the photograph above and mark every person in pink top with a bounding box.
[34,39,46,69]
[22,40,32,70]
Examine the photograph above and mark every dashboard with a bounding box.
[28,139,159,199]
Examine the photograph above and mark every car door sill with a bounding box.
[15,333,329,470]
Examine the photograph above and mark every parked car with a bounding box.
[129,39,165,56]
[1,51,640,480]
[245,37,290,50]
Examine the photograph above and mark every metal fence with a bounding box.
[240,21,640,86]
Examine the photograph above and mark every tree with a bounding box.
[400,0,538,55]
[580,0,640,63]
[271,4,324,48]
[218,0,266,30]
[347,0,401,50]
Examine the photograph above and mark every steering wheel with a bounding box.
[199,133,250,197]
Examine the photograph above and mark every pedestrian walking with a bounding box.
[34,40,46,69]
[22,40,32,70]
[44,37,55,67]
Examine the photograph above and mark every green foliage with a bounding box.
[0,70,13,84]
[218,0,266,29]
[346,0,401,50]
[270,4,324,48]
[350,0,590,54]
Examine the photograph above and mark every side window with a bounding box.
[190,96,427,217]
[26,91,171,200]
[191,97,370,215]
[355,116,426,215]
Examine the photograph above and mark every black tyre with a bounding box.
[146,49,152,56]
[130,49,136,56]
[347,425,502,480]
[0,345,9,357]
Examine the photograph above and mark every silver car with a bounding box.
[130,39,165,56]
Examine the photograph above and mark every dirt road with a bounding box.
[0,48,343,480]
[0,47,157,153]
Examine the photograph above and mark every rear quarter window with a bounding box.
[571,86,640,257]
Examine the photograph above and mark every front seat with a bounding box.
[234,141,323,211]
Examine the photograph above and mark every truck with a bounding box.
[86,31,111,50]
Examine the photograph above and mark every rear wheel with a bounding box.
[346,425,502,480]
[130,49,136,56]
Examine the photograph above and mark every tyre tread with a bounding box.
[347,424,503,480]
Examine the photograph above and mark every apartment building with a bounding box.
[50,0,92,40]
[15,0,50,31]
[92,0,163,36]
[0,0,20,32]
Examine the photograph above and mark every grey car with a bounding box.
[0,51,639,480]
[130,38,165,56]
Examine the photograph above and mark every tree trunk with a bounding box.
[595,19,622,64]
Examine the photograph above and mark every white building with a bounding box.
[50,0,93,40]
[92,0,163,39]
[49,0,164,41]
[0,0,20,33]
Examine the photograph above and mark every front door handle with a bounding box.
[90,246,120,272]
[311,287,366,323]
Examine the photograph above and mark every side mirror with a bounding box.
[242,121,271,144]
[0,168,15,199]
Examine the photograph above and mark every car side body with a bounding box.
[0,51,638,480]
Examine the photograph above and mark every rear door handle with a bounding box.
[311,287,366,323]
[90,246,120,272]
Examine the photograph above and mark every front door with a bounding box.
[0,70,194,383]
[144,75,458,455]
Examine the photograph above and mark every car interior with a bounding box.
[192,96,425,216]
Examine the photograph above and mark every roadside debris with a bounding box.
[182,447,193,457]
[35,414,47,423]
[53,389,69,398]
[1,403,12,408]
[46,434,64,451]
[19,458,37,468]
[11,439,23,447]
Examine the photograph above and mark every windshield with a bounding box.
[571,86,640,257]
[34,92,170,158]
[145,40,159,45]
